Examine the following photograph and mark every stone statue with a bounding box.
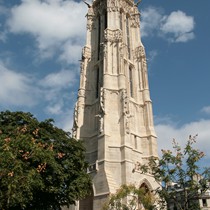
[134,0,142,7]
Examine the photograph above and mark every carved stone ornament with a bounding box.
[125,118,130,134]
[103,43,108,58]
[100,87,105,113]
[119,0,133,14]
[80,61,85,74]
[132,161,141,172]
[130,13,140,28]
[73,102,79,127]
[78,88,85,97]
[82,46,91,59]
[107,0,120,12]
[86,7,94,31]
[121,89,130,133]
[119,43,126,58]
[134,45,146,60]
[72,102,79,138]
[87,6,94,16]
[121,89,129,116]
[95,113,104,134]
[104,29,122,43]
[99,115,104,134]
[113,30,123,42]
[87,21,93,31]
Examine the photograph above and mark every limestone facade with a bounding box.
[73,0,159,209]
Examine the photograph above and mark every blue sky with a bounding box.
[0,0,210,161]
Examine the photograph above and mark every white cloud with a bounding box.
[141,7,195,43]
[46,101,64,115]
[0,62,39,106]
[43,91,76,122]
[156,119,210,159]
[55,108,74,132]
[141,7,163,37]
[40,69,77,89]
[175,32,194,43]
[38,69,78,117]
[59,41,82,64]
[201,106,210,115]
[7,0,87,63]
[0,61,77,114]
[161,11,195,42]
[0,62,76,129]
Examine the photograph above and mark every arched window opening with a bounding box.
[97,16,101,60]
[104,11,107,29]
[139,183,153,209]
[126,15,130,59]
[129,66,133,98]
[120,11,123,30]
[140,183,150,193]
[95,68,100,99]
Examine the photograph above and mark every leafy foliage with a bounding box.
[140,135,210,210]
[0,111,92,210]
[102,184,156,210]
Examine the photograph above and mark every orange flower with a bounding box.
[31,138,36,144]
[33,128,39,136]
[57,153,65,159]
[20,125,27,133]
[4,137,11,143]
[22,151,30,160]
[37,163,47,173]
[48,144,54,151]
[8,171,14,177]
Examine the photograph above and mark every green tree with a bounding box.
[103,184,156,210]
[0,111,92,210]
[140,135,210,210]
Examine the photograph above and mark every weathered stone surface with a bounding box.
[72,0,159,209]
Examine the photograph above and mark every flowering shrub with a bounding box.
[0,111,91,210]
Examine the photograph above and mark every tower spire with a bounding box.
[73,0,158,209]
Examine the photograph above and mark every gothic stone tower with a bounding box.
[73,0,158,209]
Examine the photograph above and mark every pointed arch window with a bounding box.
[129,66,133,98]
[96,68,100,99]
[126,16,131,59]
[97,16,101,60]
[120,11,123,30]
[104,11,107,29]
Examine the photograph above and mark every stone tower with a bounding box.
[72,0,158,209]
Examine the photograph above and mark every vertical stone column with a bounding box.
[73,0,159,209]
